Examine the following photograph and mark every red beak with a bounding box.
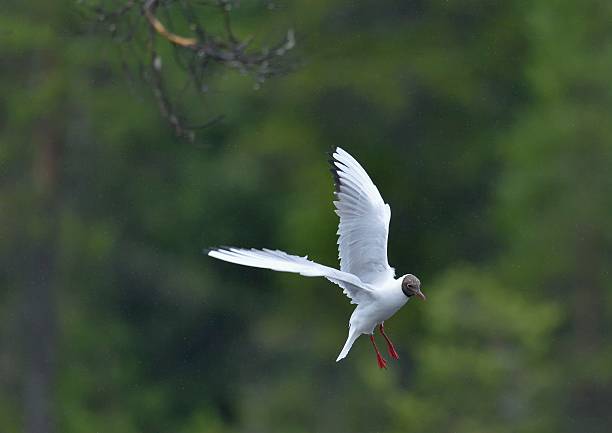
[416,290,426,301]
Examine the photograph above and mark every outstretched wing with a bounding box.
[329,147,394,284]
[207,247,374,304]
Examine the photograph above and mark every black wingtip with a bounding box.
[329,167,341,193]
[205,245,239,255]
[327,147,342,193]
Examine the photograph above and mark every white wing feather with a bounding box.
[330,147,394,284]
[207,247,374,304]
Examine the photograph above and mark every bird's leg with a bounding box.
[379,323,400,360]
[369,335,387,369]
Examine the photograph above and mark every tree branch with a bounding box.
[85,0,296,140]
[144,0,198,47]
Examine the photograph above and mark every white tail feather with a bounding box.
[336,327,360,362]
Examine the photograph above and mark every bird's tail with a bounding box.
[336,327,360,362]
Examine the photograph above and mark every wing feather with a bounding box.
[330,147,394,284]
[207,247,373,304]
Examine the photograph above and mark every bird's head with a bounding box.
[401,274,425,300]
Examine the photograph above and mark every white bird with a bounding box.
[207,147,425,368]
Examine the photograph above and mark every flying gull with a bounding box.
[207,147,425,368]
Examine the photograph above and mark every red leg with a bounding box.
[379,323,400,360]
[370,335,387,369]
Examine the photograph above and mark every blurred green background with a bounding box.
[2,1,612,432]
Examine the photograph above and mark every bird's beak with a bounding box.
[416,289,426,301]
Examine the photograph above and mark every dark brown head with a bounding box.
[401,274,426,300]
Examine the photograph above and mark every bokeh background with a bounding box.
[2,1,612,432]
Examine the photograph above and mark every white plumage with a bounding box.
[332,147,394,284]
[208,147,424,368]
[208,247,373,304]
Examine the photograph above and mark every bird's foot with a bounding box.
[386,343,400,360]
[370,334,387,369]
[379,323,400,360]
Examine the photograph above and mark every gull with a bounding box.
[207,147,425,368]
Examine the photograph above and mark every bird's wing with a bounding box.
[207,247,374,304]
[329,147,394,284]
